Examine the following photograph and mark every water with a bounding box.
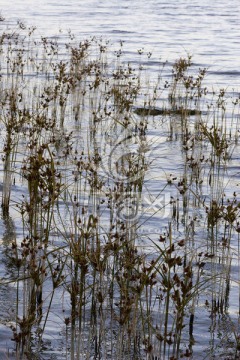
[1,0,240,87]
[0,1,240,359]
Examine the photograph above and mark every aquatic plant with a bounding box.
[0,18,240,360]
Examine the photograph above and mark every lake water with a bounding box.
[1,0,240,87]
[0,1,240,359]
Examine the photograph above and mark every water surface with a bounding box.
[0,1,240,359]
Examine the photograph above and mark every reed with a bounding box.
[0,18,240,360]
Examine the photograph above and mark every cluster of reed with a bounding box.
[0,19,240,360]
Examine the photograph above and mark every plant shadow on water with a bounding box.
[0,18,240,360]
